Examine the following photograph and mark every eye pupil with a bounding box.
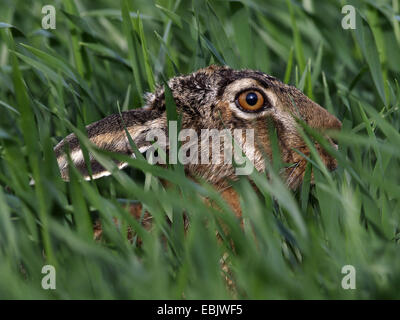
[245,92,258,106]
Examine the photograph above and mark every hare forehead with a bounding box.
[222,78,259,97]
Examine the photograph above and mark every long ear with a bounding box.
[54,108,166,181]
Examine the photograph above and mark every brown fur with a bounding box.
[54,65,341,231]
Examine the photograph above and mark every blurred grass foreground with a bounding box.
[1,0,400,299]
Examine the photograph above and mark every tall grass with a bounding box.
[0,0,400,299]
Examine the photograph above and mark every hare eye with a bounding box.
[237,90,264,112]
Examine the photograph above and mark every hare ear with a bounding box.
[54,108,166,181]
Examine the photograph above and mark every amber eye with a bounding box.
[237,90,265,111]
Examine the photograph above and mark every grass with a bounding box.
[0,0,400,299]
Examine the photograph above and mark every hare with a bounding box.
[55,65,341,218]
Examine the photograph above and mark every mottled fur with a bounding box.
[55,65,341,190]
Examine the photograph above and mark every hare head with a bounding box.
[55,65,341,190]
